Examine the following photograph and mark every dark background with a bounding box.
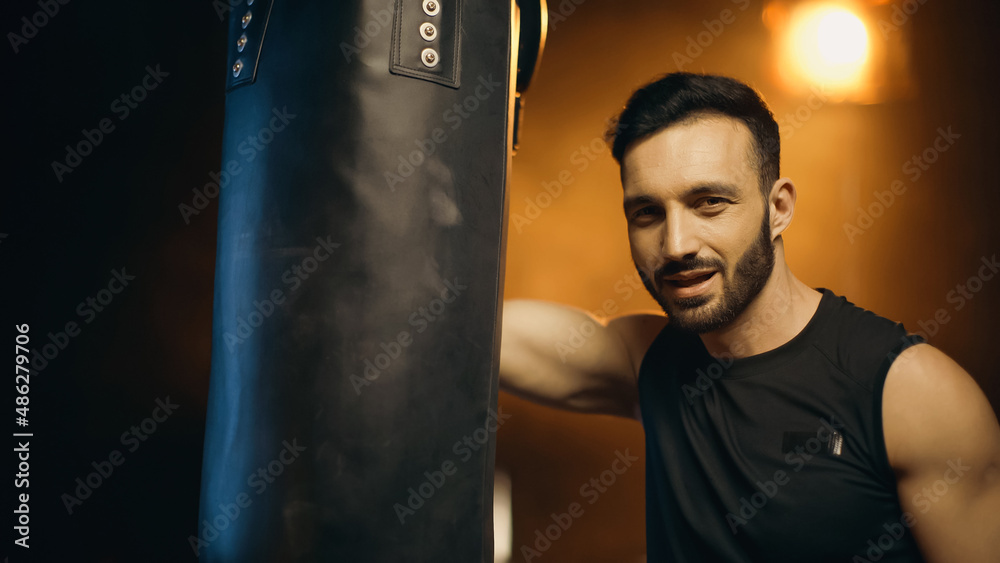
[5,1,223,560]
[4,0,999,562]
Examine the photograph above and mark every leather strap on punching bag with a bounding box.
[513,0,547,152]
[196,0,541,560]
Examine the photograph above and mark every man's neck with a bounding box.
[699,264,823,359]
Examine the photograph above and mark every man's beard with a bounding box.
[638,211,775,334]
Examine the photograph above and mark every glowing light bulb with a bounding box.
[784,4,870,90]
[816,10,868,65]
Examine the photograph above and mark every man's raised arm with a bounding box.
[499,299,668,420]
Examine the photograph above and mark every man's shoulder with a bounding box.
[819,288,907,332]
[882,342,999,476]
[812,288,923,386]
[606,312,670,377]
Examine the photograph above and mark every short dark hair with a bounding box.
[606,73,780,197]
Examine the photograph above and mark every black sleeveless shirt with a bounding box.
[638,289,926,562]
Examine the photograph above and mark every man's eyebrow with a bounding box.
[683,182,741,199]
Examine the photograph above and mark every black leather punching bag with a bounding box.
[196,0,543,561]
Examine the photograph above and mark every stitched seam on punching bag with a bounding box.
[389,0,461,87]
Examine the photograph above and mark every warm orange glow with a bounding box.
[762,1,789,31]
[780,3,870,95]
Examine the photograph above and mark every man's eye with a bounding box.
[700,197,728,208]
[631,207,660,221]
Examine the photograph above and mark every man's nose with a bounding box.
[660,211,700,262]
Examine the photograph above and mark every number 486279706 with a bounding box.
[15,324,30,425]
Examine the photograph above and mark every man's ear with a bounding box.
[768,177,796,240]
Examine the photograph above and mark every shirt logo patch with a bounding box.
[781,417,845,457]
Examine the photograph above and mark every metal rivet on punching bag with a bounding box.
[421,48,439,68]
[232,60,243,77]
[421,23,438,41]
[242,11,252,28]
[237,33,247,52]
[423,0,440,17]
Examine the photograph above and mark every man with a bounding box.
[499,73,1000,562]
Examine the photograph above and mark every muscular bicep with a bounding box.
[883,344,1000,562]
[499,299,667,419]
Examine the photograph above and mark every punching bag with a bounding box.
[197,0,543,561]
